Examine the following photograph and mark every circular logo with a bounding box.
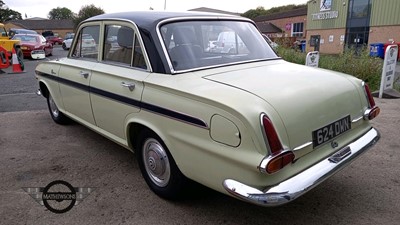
[42,180,76,214]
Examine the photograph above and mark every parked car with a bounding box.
[210,31,248,54]
[46,36,63,45]
[8,28,37,37]
[62,33,74,50]
[62,34,96,51]
[12,34,52,59]
[35,11,380,207]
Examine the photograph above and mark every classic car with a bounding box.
[12,34,52,59]
[35,11,380,206]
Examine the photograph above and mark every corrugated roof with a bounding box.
[253,7,307,22]
[5,19,74,30]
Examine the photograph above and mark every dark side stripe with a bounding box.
[37,71,208,128]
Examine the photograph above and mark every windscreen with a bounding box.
[160,20,278,72]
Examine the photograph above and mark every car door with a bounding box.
[58,24,100,125]
[90,23,150,142]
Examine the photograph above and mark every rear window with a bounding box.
[160,20,277,72]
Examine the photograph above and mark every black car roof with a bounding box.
[85,11,245,30]
[82,11,252,74]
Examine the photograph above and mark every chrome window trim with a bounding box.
[156,16,279,74]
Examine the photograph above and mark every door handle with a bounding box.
[121,82,135,91]
[80,71,89,79]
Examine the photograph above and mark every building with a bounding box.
[5,19,74,38]
[254,7,307,38]
[307,0,400,54]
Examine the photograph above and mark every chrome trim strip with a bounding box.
[351,116,363,123]
[293,141,313,151]
[223,127,380,207]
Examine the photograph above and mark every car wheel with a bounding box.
[47,92,69,125]
[137,129,187,200]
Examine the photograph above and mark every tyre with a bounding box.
[62,43,68,50]
[136,130,187,200]
[46,92,70,125]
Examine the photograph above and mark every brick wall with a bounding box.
[306,28,346,54]
[259,15,307,38]
[369,25,400,44]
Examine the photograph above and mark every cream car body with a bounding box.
[35,11,380,206]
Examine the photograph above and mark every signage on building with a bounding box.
[320,0,332,11]
[312,11,339,20]
[312,0,338,20]
[285,23,291,31]
[306,51,320,68]
[379,45,399,98]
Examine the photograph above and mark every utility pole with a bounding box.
[164,0,167,10]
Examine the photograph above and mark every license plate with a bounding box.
[312,115,351,148]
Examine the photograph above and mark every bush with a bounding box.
[276,46,384,91]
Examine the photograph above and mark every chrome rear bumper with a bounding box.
[223,127,380,206]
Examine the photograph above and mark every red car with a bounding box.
[12,34,53,59]
[46,36,64,45]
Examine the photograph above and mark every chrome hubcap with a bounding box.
[142,138,170,187]
[49,95,59,118]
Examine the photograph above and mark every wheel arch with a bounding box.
[39,81,49,98]
[127,121,168,151]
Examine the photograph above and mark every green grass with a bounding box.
[275,46,384,91]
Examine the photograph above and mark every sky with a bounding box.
[6,0,309,19]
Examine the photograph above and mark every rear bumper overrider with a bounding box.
[223,127,380,206]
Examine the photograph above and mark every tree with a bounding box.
[73,4,104,28]
[241,6,267,20]
[241,4,307,20]
[48,7,74,20]
[0,0,22,21]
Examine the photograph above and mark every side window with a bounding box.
[72,25,100,59]
[104,25,133,65]
[133,37,147,69]
[103,24,147,70]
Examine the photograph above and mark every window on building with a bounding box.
[292,22,304,37]
[349,0,371,18]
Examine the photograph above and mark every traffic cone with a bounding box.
[9,48,25,74]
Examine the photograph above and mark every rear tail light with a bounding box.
[259,114,294,174]
[363,83,376,108]
[363,83,380,120]
[261,115,283,154]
